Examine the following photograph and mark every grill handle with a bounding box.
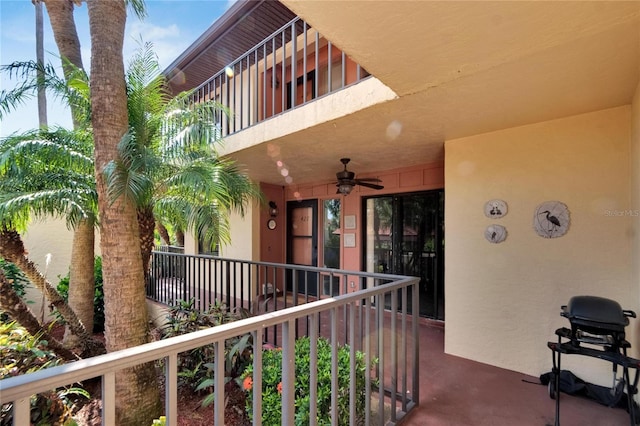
[623,309,636,318]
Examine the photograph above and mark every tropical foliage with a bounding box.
[57,256,105,333]
[0,321,88,426]
[160,299,252,394]
[103,41,262,267]
[0,257,29,299]
[242,336,377,426]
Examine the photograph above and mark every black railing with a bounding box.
[146,250,406,349]
[185,16,370,138]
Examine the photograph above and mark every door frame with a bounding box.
[361,189,445,319]
[286,199,319,296]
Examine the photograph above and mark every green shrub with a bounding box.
[241,336,376,426]
[150,415,166,425]
[56,256,104,332]
[0,321,88,426]
[161,299,252,395]
[0,257,29,298]
[0,258,30,323]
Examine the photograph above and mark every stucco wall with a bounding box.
[20,218,101,321]
[222,201,260,261]
[631,80,640,358]
[444,106,634,384]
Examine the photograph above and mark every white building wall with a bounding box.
[630,79,640,359]
[444,106,634,385]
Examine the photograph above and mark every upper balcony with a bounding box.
[166,10,373,144]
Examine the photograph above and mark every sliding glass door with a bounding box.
[364,190,444,320]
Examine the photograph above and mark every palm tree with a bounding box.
[87,0,162,423]
[39,1,95,347]
[0,268,77,361]
[0,127,105,356]
[4,0,94,346]
[0,59,98,346]
[34,0,47,127]
[104,43,262,277]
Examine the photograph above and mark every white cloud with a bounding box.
[127,20,180,42]
[124,21,185,70]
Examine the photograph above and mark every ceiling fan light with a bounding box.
[338,183,353,195]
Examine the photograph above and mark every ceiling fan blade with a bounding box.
[357,181,384,190]
[355,177,382,183]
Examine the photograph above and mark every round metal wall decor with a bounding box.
[484,199,508,218]
[533,201,570,238]
[485,224,507,243]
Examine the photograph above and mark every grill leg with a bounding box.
[623,366,638,425]
[551,337,562,426]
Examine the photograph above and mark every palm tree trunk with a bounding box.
[175,228,185,247]
[0,269,77,361]
[64,219,95,345]
[88,0,161,423]
[42,0,84,75]
[34,0,48,128]
[43,0,98,349]
[138,206,156,279]
[156,220,171,246]
[0,227,105,357]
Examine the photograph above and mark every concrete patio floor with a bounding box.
[401,323,633,426]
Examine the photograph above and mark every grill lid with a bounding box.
[561,295,629,329]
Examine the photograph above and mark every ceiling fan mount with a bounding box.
[335,158,383,195]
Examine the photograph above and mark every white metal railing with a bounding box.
[1,267,419,425]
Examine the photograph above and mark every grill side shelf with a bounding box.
[548,329,640,369]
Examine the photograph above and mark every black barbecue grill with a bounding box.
[548,295,640,426]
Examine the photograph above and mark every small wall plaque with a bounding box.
[485,224,507,243]
[533,201,570,238]
[344,215,356,229]
[484,199,508,218]
[344,233,356,247]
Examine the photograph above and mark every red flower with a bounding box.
[243,376,253,391]
[277,382,283,394]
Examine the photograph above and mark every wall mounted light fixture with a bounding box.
[269,201,278,217]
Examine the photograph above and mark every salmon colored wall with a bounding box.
[285,162,444,293]
[260,183,286,263]
[261,44,361,119]
[445,106,634,385]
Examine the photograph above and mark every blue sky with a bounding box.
[0,0,235,137]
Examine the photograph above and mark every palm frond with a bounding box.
[0,126,97,230]
[0,133,93,173]
[0,60,91,125]
[126,0,147,20]
[103,132,156,206]
[0,188,96,229]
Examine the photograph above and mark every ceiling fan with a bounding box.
[335,158,384,195]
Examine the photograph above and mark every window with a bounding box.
[322,199,341,295]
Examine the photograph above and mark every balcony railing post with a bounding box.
[349,302,356,426]
[225,260,231,308]
[102,371,115,425]
[291,21,296,108]
[214,341,225,426]
[309,313,319,425]
[330,307,338,425]
[165,354,178,425]
[391,290,398,423]
[12,397,29,426]
[412,280,420,402]
[281,320,296,425]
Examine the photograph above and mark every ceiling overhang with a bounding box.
[165,1,640,188]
